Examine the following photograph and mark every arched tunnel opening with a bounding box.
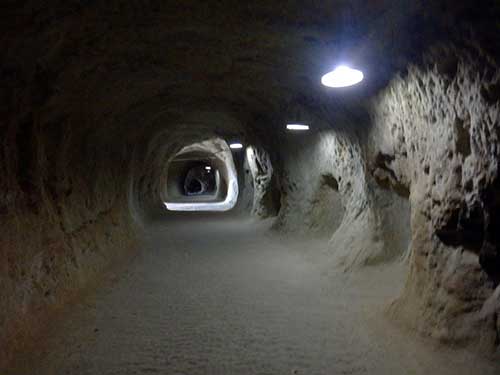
[2,1,500,374]
[163,138,239,211]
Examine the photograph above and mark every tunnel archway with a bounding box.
[163,138,239,212]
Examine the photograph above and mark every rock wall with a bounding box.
[366,46,500,353]
[271,44,499,354]
[232,152,255,215]
[245,145,280,218]
[274,125,411,266]
[0,119,138,365]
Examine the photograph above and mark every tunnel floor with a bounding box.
[10,214,499,375]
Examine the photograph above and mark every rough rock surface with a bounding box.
[367,47,500,352]
[245,146,280,218]
[275,127,411,266]
[0,114,138,365]
[270,44,500,353]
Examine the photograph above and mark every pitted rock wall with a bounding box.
[367,46,500,352]
[274,126,411,267]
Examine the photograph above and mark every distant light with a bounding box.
[321,65,364,88]
[205,166,212,171]
[229,143,243,149]
[287,124,310,131]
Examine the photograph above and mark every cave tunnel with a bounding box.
[2,1,500,374]
[164,138,238,211]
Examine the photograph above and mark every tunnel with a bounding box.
[1,1,500,374]
[164,138,239,211]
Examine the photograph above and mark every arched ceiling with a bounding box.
[2,0,498,141]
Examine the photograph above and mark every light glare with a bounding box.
[229,143,243,149]
[321,65,364,88]
[287,124,310,131]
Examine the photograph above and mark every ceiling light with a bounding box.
[321,65,364,88]
[229,142,243,149]
[205,166,212,171]
[287,124,309,131]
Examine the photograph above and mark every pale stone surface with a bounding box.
[245,145,279,218]
[367,47,500,352]
[271,46,500,354]
[275,128,411,266]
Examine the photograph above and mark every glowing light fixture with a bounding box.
[205,166,212,171]
[321,65,364,88]
[229,142,243,150]
[287,124,310,131]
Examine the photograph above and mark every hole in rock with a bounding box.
[183,165,216,196]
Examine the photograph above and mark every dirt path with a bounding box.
[8,214,499,374]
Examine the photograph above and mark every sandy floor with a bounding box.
[7,213,500,374]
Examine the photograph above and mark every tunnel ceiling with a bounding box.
[4,0,498,140]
